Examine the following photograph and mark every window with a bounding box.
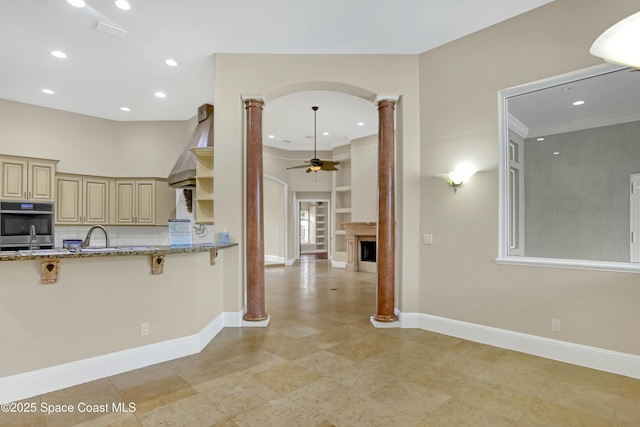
[300,209,309,244]
[499,64,640,273]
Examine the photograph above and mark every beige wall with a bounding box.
[419,0,640,355]
[0,99,190,177]
[350,134,378,222]
[0,251,224,377]
[264,178,285,258]
[214,53,421,313]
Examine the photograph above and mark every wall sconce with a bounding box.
[437,167,476,193]
[590,11,640,68]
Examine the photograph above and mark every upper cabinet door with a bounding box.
[28,161,56,201]
[115,180,136,224]
[1,159,28,200]
[135,180,155,224]
[56,175,83,224]
[84,177,109,224]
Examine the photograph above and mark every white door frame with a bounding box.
[294,197,331,260]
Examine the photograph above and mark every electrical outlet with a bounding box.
[551,319,561,332]
[140,322,149,336]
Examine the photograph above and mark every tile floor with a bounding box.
[4,259,640,426]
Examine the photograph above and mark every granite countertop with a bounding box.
[0,243,237,262]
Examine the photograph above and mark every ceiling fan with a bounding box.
[287,106,340,173]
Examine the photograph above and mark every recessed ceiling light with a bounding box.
[42,89,55,95]
[573,100,585,106]
[51,50,67,59]
[323,132,329,136]
[357,122,364,126]
[115,0,131,10]
[164,59,178,67]
[120,107,130,112]
[268,135,275,139]
[553,151,560,155]
[67,0,86,7]
[537,137,545,141]
[154,92,166,98]
[562,87,571,91]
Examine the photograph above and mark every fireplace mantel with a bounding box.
[343,222,377,272]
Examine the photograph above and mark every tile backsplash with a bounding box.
[55,225,170,247]
[54,190,216,248]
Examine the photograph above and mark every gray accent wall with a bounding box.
[524,120,640,261]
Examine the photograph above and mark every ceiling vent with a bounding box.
[94,20,128,39]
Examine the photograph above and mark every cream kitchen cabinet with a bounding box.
[115,179,175,225]
[55,174,111,225]
[0,156,58,201]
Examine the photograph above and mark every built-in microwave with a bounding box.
[0,201,54,250]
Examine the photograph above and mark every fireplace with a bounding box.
[361,241,376,262]
[342,222,376,273]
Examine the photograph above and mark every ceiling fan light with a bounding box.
[310,165,321,172]
[590,11,640,68]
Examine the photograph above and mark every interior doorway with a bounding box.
[295,198,330,260]
[264,176,288,266]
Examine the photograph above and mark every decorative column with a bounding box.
[375,97,398,322]
[244,98,268,321]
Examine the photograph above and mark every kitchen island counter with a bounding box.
[1,239,241,403]
[0,242,236,261]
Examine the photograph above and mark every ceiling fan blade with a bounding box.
[320,163,339,171]
[305,168,313,173]
[287,163,311,170]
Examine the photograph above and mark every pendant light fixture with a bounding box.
[590,11,640,68]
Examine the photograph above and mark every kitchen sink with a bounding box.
[19,249,71,256]
[77,247,120,253]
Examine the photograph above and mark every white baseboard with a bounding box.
[398,311,640,380]
[331,260,346,268]
[285,258,296,266]
[224,310,244,327]
[242,315,271,328]
[264,255,285,264]
[0,311,242,403]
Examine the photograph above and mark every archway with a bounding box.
[244,82,399,323]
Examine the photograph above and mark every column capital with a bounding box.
[374,95,400,106]
[241,94,265,105]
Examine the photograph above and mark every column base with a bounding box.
[371,314,400,328]
[242,314,270,327]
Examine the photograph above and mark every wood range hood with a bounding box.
[168,104,213,189]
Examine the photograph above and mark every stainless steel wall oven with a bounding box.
[0,201,54,250]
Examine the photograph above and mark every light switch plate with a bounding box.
[423,234,433,245]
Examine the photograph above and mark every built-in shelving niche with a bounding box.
[191,147,214,225]
[332,158,351,262]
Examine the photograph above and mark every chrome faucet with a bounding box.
[28,224,39,251]
[81,225,110,248]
